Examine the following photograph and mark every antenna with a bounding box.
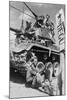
[23,2,38,18]
[10,4,35,19]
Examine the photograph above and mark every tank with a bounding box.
[10,2,60,76]
[10,33,60,76]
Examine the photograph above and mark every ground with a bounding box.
[10,68,48,99]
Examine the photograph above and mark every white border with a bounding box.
[0,0,67,100]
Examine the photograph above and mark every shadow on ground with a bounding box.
[10,68,26,84]
[10,68,49,96]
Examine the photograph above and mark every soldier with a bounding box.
[35,61,46,88]
[43,62,54,95]
[26,52,46,88]
[44,14,55,38]
[44,62,62,96]
[44,14,50,28]
[45,62,53,81]
[34,15,45,28]
[52,62,62,95]
[26,52,38,87]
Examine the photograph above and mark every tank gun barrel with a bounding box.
[10,27,34,38]
[24,2,38,19]
[10,27,22,33]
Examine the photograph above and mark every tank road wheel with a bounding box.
[45,62,53,81]
[36,62,45,74]
[53,62,60,77]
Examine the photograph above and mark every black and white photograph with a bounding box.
[9,1,65,99]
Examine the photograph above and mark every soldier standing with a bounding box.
[26,52,38,87]
[26,52,46,88]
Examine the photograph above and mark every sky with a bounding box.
[9,1,65,48]
[10,1,65,28]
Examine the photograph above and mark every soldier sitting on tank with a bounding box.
[44,14,55,38]
[43,62,62,96]
[30,61,54,91]
[34,61,46,88]
[31,60,46,88]
[45,62,53,81]
[52,62,62,95]
[26,53,38,87]
[34,15,45,28]
[26,52,46,88]
[44,14,50,28]
[43,62,54,95]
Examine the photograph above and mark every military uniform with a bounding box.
[26,60,45,88]
[43,62,62,96]
[26,61,37,83]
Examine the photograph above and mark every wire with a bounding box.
[23,2,37,18]
[10,4,35,19]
